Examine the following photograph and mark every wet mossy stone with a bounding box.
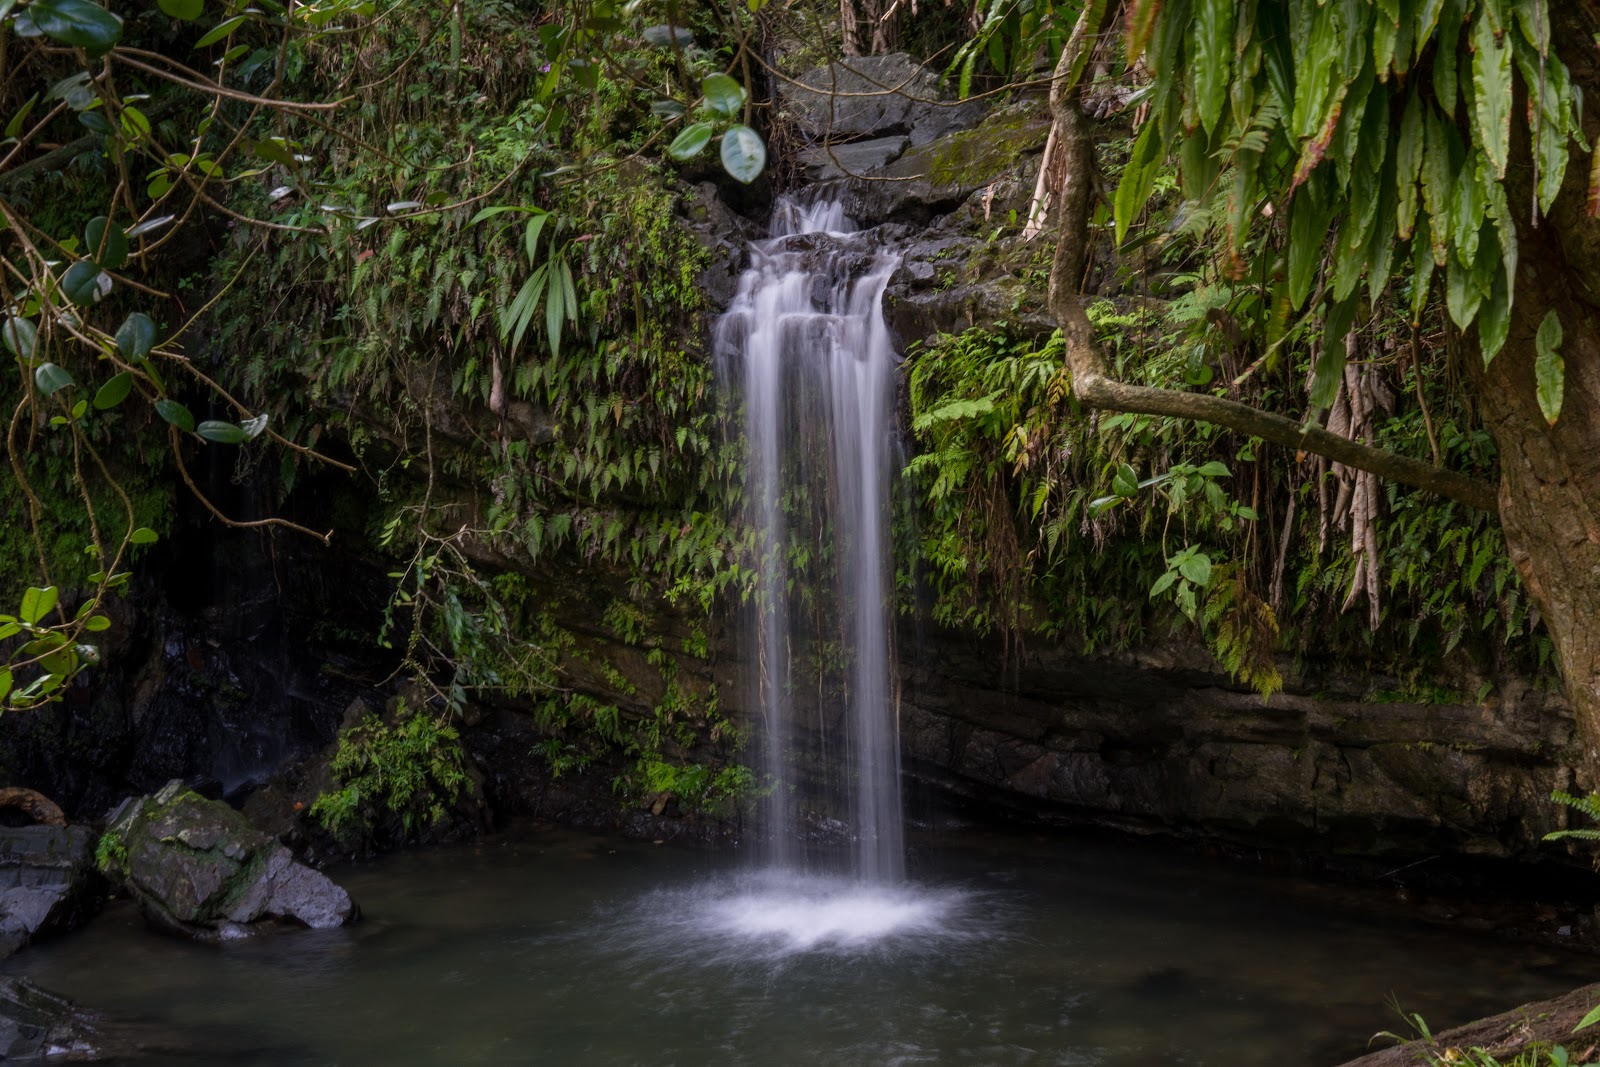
[105,780,356,943]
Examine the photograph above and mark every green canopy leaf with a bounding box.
[20,586,58,626]
[114,312,156,359]
[196,420,249,444]
[92,371,133,410]
[719,124,766,184]
[667,122,713,161]
[157,0,203,19]
[154,398,195,433]
[1,317,37,360]
[702,73,746,118]
[27,0,123,55]
[83,216,128,270]
[34,362,73,396]
[60,259,108,306]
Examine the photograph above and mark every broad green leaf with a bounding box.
[720,124,766,184]
[4,93,38,139]
[1445,255,1477,327]
[1192,0,1232,134]
[1476,262,1511,362]
[196,420,249,444]
[1,316,37,360]
[1308,303,1352,413]
[34,362,73,395]
[1197,461,1230,477]
[1178,552,1213,586]
[1421,107,1455,265]
[20,585,58,625]
[1178,128,1219,201]
[1534,309,1563,424]
[1445,226,1495,329]
[61,259,108,306]
[84,217,129,270]
[1512,39,1574,215]
[1451,150,1487,264]
[1114,118,1162,246]
[1331,215,1367,300]
[545,267,565,357]
[1470,10,1512,178]
[193,13,246,47]
[1290,1,1339,139]
[701,73,745,118]
[114,312,156,359]
[667,122,713,161]
[82,615,111,632]
[1286,176,1335,309]
[1126,0,1163,62]
[1395,87,1424,238]
[154,398,195,432]
[1150,570,1177,597]
[1575,999,1600,1034]
[650,100,686,119]
[27,0,123,54]
[1411,218,1437,323]
[158,0,203,18]
[1431,0,1462,117]
[129,527,158,544]
[1113,463,1139,497]
[523,212,548,262]
[93,371,133,410]
[0,671,10,704]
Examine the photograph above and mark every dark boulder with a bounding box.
[0,825,100,960]
[102,780,356,942]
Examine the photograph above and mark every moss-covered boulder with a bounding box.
[101,780,356,942]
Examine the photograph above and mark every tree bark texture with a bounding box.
[1477,2,1600,776]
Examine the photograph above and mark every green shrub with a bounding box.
[311,700,470,841]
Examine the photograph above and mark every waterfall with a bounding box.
[716,197,905,883]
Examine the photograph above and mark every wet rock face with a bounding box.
[0,825,100,960]
[103,780,356,942]
[780,53,984,148]
[896,629,1582,861]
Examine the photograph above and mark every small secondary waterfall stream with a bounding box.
[716,197,905,883]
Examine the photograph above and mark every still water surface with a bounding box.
[12,824,1596,1065]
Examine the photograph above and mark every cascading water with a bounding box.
[715,196,906,886]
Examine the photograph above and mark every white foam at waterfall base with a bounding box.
[707,875,962,951]
[606,872,987,964]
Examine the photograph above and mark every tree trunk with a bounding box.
[1476,2,1600,779]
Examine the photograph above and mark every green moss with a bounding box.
[922,108,1052,187]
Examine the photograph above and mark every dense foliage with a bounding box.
[4,0,1585,824]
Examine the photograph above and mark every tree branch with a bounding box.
[1042,15,1498,515]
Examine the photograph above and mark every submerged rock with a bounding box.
[0,825,100,960]
[0,978,103,1061]
[102,780,356,942]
